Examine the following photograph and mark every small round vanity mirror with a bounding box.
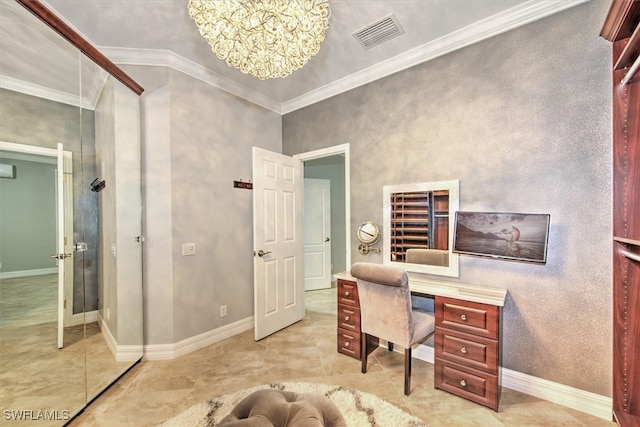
[357,221,380,245]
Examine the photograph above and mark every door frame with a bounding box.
[0,141,74,327]
[294,143,351,278]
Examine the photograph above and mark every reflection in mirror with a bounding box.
[383,180,460,277]
[0,0,143,424]
[1,0,87,420]
[84,69,144,400]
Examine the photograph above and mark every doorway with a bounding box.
[295,143,351,284]
[0,143,75,330]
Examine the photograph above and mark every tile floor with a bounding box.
[66,287,616,427]
[0,275,138,426]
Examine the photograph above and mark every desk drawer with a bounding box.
[435,359,499,411]
[435,328,498,372]
[338,279,359,307]
[337,328,360,359]
[436,297,499,339]
[337,304,361,332]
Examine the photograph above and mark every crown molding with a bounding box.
[102,0,588,115]
[280,0,590,114]
[100,47,284,114]
[1,76,87,109]
[2,71,108,111]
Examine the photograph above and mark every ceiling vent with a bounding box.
[353,14,405,50]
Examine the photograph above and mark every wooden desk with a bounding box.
[334,272,507,411]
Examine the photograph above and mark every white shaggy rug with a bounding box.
[160,382,428,427]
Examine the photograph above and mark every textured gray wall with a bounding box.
[124,65,282,345]
[95,77,143,346]
[0,158,56,272]
[96,77,118,336]
[0,89,99,314]
[283,1,612,396]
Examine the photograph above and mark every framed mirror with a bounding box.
[1,0,143,423]
[383,180,459,277]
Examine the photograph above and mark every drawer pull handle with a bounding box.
[460,347,467,354]
[345,316,350,321]
[345,291,350,297]
[460,314,467,321]
[460,379,467,387]
[343,334,354,340]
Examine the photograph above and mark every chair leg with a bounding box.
[388,342,394,351]
[404,347,412,396]
[361,332,368,374]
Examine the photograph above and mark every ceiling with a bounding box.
[3,0,589,114]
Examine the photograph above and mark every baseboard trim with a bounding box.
[98,314,144,362]
[412,343,612,420]
[140,323,612,420]
[99,314,117,359]
[0,268,57,279]
[143,316,254,361]
[500,367,613,421]
[66,310,98,327]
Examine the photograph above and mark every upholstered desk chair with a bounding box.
[405,248,449,267]
[350,262,435,396]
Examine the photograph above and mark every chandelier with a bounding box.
[188,0,331,80]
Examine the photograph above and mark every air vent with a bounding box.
[353,14,405,50]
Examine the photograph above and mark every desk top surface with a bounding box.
[335,272,507,307]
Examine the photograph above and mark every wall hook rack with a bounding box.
[233,179,253,190]
[90,178,106,192]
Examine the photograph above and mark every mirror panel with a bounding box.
[84,68,143,399]
[383,180,460,277]
[0,0,143,424]
[1,0,87,421]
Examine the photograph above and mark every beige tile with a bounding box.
[59,288,616,427]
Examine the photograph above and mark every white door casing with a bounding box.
[303,178,331,291]
[56,143,65,349]
[62,169,74,328]
[294,144,351,275]
[252,147,304,341]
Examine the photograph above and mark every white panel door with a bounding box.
[252,147,304,340]
[304,178,331,291]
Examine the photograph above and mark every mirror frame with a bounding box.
[383,179,460,277]
[16,0,143,95]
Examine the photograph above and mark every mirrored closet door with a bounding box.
[0,1,143,424]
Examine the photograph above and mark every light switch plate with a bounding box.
[182,243,196,256]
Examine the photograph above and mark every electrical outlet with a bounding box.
[220,305,227,317]
[182,243,196,256]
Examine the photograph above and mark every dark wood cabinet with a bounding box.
[336,279,361,359]
[336,279,378,359]
[601,2,640,425]
[336,275,505,410]
[434,296,502,411]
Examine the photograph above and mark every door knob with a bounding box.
[257,250,271,257]
[325,237,330,242]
